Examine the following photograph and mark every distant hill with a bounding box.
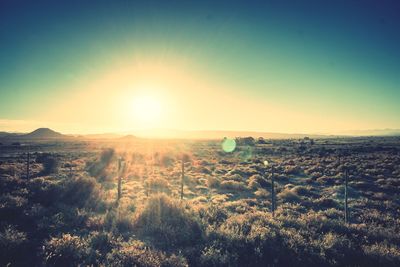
[0,128,68,140]
[1,127,398,141]
[20,128,66,139]
[339,129,400,136]
[0,132,20,138]
[183,130,331,140]
[132,129,333,140]
[132,128,400,139]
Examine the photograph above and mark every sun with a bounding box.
[131,94,163,125]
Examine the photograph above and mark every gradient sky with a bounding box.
[1,0,399,134]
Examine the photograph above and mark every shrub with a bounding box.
[225,173,243,182]
[291,185,317,197]
[133,194,203,250]
[0,165,18,176]
[318,232,356,265]
[85,231,123,264]
[248,174,269,188]
[113,210,135,235]
[100,148,115,163]
[314,197,338,209]
[206,177,221,188]
[160,154,175,167]
[199,244,232,266]
[254,188,269,198]
[163,254,189,267]
[87,148,115,178]
[27,177,61,206]
[0,193,28,219]
[61,175,102,209]
[106,239,188,267]
[283,165,302,175]
[87,231,115,253]
[220,180,247,191]
[316,175,338,185]
[199,166,212,174]
[362,242,400,266]
[0,225,29,266]
[212,211,285,266]
[197,204,228,226]
[248,178,261,190]
[235,137,255,146]
[42,234,88,267]
[36,153,58,175]
[277,188,301,203]
[146,177,170,194]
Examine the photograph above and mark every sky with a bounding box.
[0,0,399,135]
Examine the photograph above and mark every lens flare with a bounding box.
[222,138,236,153]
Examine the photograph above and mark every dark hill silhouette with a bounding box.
[0,132,20,138]
[21,128,65,139]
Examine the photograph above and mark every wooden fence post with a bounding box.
[344,167,349,224]
[271,165,275,217]
[26,145,30,179]
[117,157,122,202]
[180,158,184,200]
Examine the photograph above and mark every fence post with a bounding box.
[271,165,275,217]
[69,156,73,177]
[26,145,30,179]
[180,157,184,200]
[117,157,122,202]
[344,167,349,224]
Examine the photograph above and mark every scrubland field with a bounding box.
[1,137,400,266]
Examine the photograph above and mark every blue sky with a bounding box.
[1,0,399,134]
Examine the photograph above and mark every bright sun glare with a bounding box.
[131,94,163,124]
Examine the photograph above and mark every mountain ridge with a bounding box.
[0,127,399,141]
[0,128,68,140]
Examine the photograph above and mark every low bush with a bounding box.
[277,188,301,203]
[61,175,102,209]
[362,242,400,266]
[283,165,302,175]
[86,148,115,179]
[42,234,89,267]
[220,180,247,191]
[27,177,61,206]
[254,188,269,198]
[133,194,203,250]
[146,177,170,194]
[206,176,220,188]
[106,239,188,267]
[160,154,175,167]
[197,204,228,226]
[248,174,269,188]
[36,153,59,175]
[0,225,29,266]
[325,232,359,265]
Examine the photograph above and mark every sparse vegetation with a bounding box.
[0,137,399,266]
